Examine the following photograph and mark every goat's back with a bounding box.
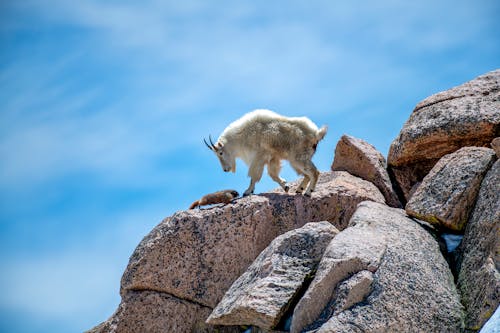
[224,110,319,140]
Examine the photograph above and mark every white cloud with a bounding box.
[2,0,497,193]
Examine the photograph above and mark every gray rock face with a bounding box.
[457,160,500,330]
[406,147,496,231]
[92,172,384,332]
[388,69,500,201]
[332,134,402,208]
[206,221,339,330]
[291,201,464,333]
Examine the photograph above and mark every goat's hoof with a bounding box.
[243,191,253,197]
[283,185,290,192]
[304,191,312,197]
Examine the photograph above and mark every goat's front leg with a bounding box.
[244,158,265,196]
[290,156,319,197]
[303,160,320,196]
[268,157,289,192]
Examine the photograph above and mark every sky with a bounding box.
[0,1,499,332]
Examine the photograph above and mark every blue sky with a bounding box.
[0,1,498,332]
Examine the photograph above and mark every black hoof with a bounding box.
[284,185,290,192]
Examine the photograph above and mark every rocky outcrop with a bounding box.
[456,159,500,330]
[90,172,384,332]
[331,134,401,208]
[405,147,496,231]
[388,69,500,201]
[206,221,338,330]
[290,201,464,333]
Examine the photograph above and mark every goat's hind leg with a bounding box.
[268,158,289,192]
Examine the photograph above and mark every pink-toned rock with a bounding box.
[405,147,496,231]
[388,69,500,201]
[206,221,339,330]
[332,134,402,208]
[91,172,384,332]
[86,290,215,333]
[121,172,384,308]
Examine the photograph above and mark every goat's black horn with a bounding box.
[209,135,217,149]
[204,137,214,151]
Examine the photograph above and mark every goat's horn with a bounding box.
[204,137,214,151]
[209,135,217,149]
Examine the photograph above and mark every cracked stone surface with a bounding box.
[206,221,339,330]
[405,147,496,231]
[290,201,464,333]
[388,69,500,202]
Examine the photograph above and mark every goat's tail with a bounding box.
[316,126,328,141]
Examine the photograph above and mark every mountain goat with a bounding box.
[205,109,327,196]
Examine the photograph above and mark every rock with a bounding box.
[290,201,464,333]
[492,137,500,158]
[95,172,384,332]
[388,69,500,202]
[331,134,402,208]
[313,269,374,326]
[122,172,383,307]
[405,147,496,231]
[86,290,215,333]
[456,159,500,330]
[206,221,339,330]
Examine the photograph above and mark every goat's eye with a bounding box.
[219,152,223,156]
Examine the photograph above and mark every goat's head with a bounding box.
[204,135,236,173]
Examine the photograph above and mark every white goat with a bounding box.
[205,109,327,196]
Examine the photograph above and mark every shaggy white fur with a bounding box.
[207,109,327,196]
